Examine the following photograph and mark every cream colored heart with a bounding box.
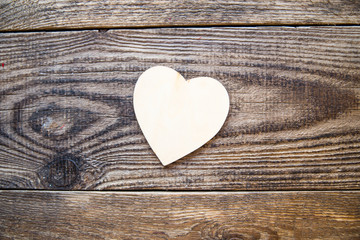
[133,66,229,166]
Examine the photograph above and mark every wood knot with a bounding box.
[199,222,279,240]
[29,103,99,141]
[39,153,81,189]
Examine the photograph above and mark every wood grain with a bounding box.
[1,0,360,31]
[0,190,359,239]
[0,27,359,190]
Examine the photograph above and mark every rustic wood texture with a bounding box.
[1,0,360,31]
[0,191,359,239]
[0,27,359,190]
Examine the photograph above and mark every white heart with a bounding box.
[133,66,229,165]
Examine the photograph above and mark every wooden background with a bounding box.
[0,0,359,239]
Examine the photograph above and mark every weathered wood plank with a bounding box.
[0,191,359,239]
[0,27,359,190]
[0,0,360,31]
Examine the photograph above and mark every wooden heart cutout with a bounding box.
[134,66,229,165]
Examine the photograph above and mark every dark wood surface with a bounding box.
[1,0,360,31]
[0,27,359,190]
[1,191,360,239]
[1,1,360,239]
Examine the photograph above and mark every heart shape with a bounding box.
[134,66,229,165]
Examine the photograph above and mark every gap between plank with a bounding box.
[0,189,359,193]
[1,23,360,34]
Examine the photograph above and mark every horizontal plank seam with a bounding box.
[1,189,359,193]
[2,23,360,33]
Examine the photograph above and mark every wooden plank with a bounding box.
[0,191,359,239]
[0,27,359,190]
[1,0,360,31]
